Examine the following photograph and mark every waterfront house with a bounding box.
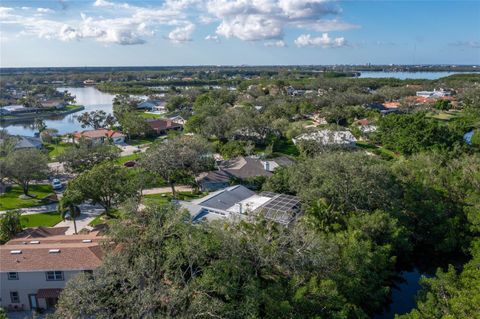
[146,118,183,135]
[0,135,43,150]
[138,100,166,112]
[73,128,126,145]
[41,100,66,110]
[0,229,103,311]
[178,185,301,225]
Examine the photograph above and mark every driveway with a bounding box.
[54,203,104,235]
[118,144,148,157]
[0,203,58,216]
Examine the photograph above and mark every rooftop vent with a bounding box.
[48,249,61,254]
[10,250,22,254]
[30,240,40,244]
[82,239,92,243]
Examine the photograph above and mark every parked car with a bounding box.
[124,160,136,168]
[51,179,63,190]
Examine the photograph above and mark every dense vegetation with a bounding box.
[1,70,479,318]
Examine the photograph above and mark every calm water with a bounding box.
[1,87,115,137]
[359,71,477,80]
[375,269,424,319]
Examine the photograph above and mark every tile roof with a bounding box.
[383,101,400,109]
[74,128,125,139]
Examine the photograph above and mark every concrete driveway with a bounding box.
[54,203,104,235]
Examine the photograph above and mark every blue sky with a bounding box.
[0,0,479,67]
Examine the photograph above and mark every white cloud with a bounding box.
[295,19,359,32]
[167,23,195,43]
[37,8,54,13]
[0,0,355,46]
[264,40,286,47]
[216,14,283,41]
[449,40,480,49]
[206,0,353,42]
[294,33,346,48]
[205,34,220,42]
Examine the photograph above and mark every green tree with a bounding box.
[375,112,463,155]
[62,163,141,216]
[76,110,116,129]
[140,135,214,196]
[54,204,396,319]
[434,99,451,111]
[58,139,120,173]
[32,118,47,132]
[265,151,402,213]
[58,189,83,235]
[0,210,23,243]
[0,148,49,196]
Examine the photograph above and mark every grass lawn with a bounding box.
[143,191,205,206]
[427,110,462,121]
[273,138,300,157]
[45,142,71,160]
[138,112,164,119]
[20,211,62,228]
[0,184,54,211]
[116,152,142,165]
[356,141,399,160]
[128,136,157,146]
[64,104,83,111]
[88,215,104,226]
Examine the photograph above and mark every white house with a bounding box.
[178,185,301,226]
[0,228,103,312]
[292,129,357,147]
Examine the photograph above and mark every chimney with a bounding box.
[238,203,243,214]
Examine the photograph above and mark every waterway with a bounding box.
[359,71,478,80]
[374,269,425,318]
[1,87,115,137]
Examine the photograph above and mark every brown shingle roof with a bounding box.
[14,227,69,239]
[1,235,104,272]
[147,119,182,132]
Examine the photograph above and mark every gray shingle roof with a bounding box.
[194,185,255,211]
[14,136,43,150]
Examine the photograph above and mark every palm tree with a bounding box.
[59,203,81,235]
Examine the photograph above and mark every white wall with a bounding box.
[0,270,83,310]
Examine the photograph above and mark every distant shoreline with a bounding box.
[0,105,85,123]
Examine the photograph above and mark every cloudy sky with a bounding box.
[1,0,479,67]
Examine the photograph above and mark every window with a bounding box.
[10,291,19,303]
[45,271,64,281]
[8,272,18,280]
[83,270,93,275]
